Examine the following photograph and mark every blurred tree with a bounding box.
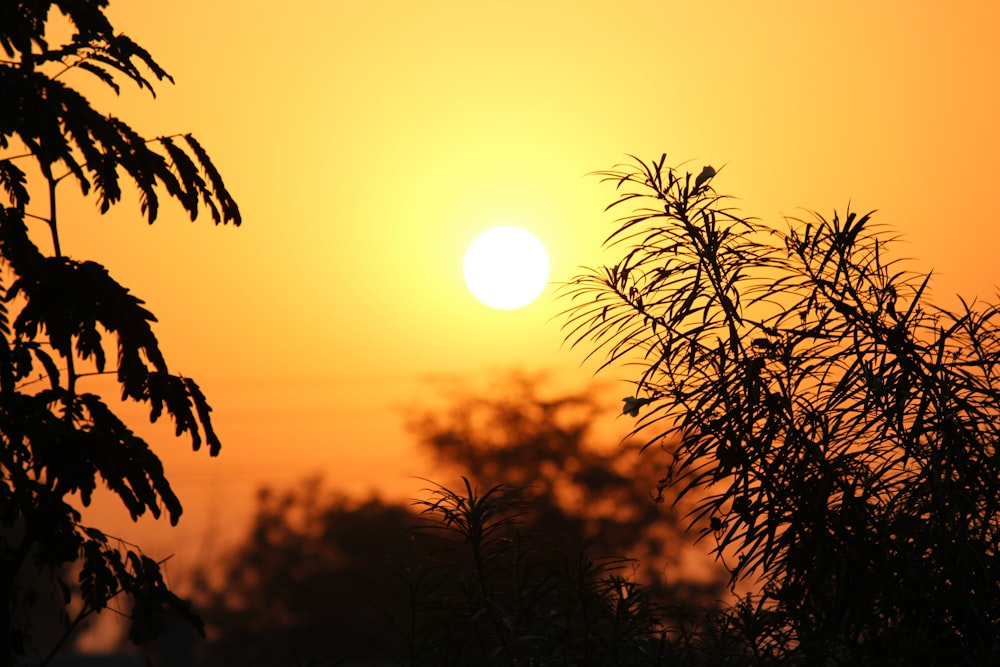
[195,480,423,665]
[197,377,727,665]
[406,373,725,604]
[561,154,1000,664]
[0,2,239,663]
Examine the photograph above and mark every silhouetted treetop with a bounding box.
[0,1,240,226]
[1,2,238,661]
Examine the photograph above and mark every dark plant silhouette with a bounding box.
[194,480,423,666]
[197,377,728,665]
[406,373,727,606]
[561,154,1000,664]
[0,2,239,663]
[398,477,670,667]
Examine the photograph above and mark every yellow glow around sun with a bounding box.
[463,226,550,310]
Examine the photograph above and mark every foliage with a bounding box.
[194,480,424,666]
[0,2,238,662]
[561,154,1000,664]
[399,477,669,667]
[197,378,728,665]
[406,373,726,604]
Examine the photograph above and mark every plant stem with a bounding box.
[46,176,61,258]
[45,176,77,400]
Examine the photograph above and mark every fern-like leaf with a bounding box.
[0,159,29,209]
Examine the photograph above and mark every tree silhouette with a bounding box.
[197,376,727,665]
[561,154,1000,664]
[197,481,678,667]
[406,373,726,605]
[0,3,239,662]
[195,480,423,665]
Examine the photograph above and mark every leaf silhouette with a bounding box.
[0,159,28,209]
[1,7,238,658]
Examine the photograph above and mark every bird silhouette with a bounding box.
[622,396,653,417]
[694,165,716,191]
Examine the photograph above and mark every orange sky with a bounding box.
[41,1,1000,591]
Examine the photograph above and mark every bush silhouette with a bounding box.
[399,477,670,667]
[561,154,1000,664]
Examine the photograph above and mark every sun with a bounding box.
[463,226,550,310]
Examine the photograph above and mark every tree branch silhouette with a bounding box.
[1,3,239,661]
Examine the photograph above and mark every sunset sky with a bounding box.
[45,1,1000,579]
